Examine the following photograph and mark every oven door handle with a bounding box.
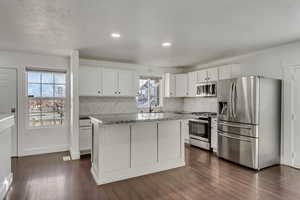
[189,119,209,123]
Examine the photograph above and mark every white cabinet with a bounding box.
[118,70,135,96]
[165,73,176,97]
[131,123,157,167]
[188,71,197,97]
[79,119,92,153]
[210,118,218,153]
[207,68,218,81]
[175,74,188,97]
[102,68,118,96]
[79,66,102,96]
[79,66,136,97]
[197,70,208,83]
[158,120,181,161]
[218,64,241,80]
[197,67,218,82]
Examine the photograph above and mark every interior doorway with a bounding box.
[0,68,18,156]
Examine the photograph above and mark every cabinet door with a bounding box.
[79,127,92,151]
[197,70,208,83]
[219,65,232,80]
[207,67,218,81]
[131,123,157,167]
[175,74,188,97]
[231,64,241,78]
[164,73,176,97]
[118,70,134,96]
[158,121,181,161]
[188,71,197,97]
[102,68,118,96]
[79,66,102,96]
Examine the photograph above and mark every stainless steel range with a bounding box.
[189,112,217,150]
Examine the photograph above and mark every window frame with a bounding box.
[136,76,163,110]
[25,69,68,130]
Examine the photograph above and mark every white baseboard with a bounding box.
[70,150,80,160]
[0,173,13,200]
[92,160,185,185]
[20,145,69,157]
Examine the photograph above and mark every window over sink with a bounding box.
[26,69,66,128]
[136,77,162,109]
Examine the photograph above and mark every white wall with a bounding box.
[0,51,70,156]
[185,41,300,166]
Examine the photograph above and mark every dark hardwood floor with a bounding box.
[5,145,300,200]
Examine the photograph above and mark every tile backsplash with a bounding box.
[79,97,184,116]
[183,97,218,113]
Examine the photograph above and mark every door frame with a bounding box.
[283,65,300,168]
[0,67,19,157]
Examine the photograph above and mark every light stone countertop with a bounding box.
[89,112,198,125]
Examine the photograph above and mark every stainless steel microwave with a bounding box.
[196,82,217,97]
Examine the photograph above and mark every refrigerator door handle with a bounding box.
[218,132,252,142]
[233,82,237,119]
[218,122,252,129]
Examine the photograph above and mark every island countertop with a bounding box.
[89,112,197,125]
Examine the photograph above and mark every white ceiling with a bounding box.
[1,0,300,67]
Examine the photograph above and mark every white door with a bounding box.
[175,74,188,97]
[0,68,17,156]
[118,70,134,96]
[293,68,300,168]
[102,68,118,96]
[188,71,197,97]
[79,66,102,96]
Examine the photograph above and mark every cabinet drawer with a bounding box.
[79,119,91,127]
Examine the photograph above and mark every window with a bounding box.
[27,70,66,127]
[136,77,162,108]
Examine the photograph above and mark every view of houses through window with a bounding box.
[136,77,161,108]
[27,70,66,127]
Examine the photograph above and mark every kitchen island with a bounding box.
[90,112,196,185]
[0,114,14,199]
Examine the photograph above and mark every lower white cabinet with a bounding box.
[210,118,218,152]
[131,123,157,167]
[158,120,182,161]
[79,119,92,153]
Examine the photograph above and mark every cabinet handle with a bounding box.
[119,91,121,94]
[115,91,117,94]
[98,91,101,94]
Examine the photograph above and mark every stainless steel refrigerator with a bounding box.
[217,76,281,170]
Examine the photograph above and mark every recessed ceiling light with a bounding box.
[111,33,121,38]
[162,42,172,47]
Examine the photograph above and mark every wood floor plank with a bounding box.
[5,145,300,200]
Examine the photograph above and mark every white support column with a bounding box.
[70,50,80,160]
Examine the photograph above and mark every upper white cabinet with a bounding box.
[207,68,218,81]
[79,66,102,96]
[188,71,197,97]
[165,73,176,97]
[175,74,188,97]
[218,64,241,80]
[118,70,135,96]
[79,66,136,97]
[197,67,218,82]
[197,70,207,83]
[102,68,118,96]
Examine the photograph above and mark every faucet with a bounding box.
[149,101,154,113]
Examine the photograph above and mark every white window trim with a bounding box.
[25,69,68,130]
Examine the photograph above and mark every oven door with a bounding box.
[189,119,210,142]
